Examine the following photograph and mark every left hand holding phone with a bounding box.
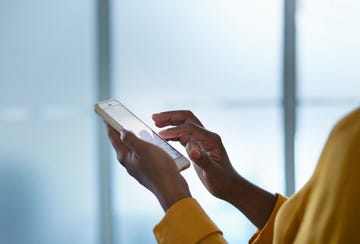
[106,124,191,211]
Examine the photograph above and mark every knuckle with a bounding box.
[211,132,222,143]
[185,110,193,115]
[184,110,202,126]
[184,110,195,118]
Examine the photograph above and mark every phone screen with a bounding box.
[103,103,181,160]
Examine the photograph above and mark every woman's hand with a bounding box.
[152,110,240,201]
[152,111,277,229]
[106,124,191,211]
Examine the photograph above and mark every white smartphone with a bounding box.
[94,99,190,171]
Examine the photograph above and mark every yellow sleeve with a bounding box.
[153,198,226,244]
[249,194,288,244]
[291,107,360,243]
[270,107,360,243]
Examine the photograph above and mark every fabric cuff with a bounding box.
[249,194,288,244]
[154,198,222,244]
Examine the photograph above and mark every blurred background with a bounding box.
[0,0,359,243]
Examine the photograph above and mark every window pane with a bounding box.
[298,0,360,99]
[0,1,95,107]
[0,1,98,243]
[112,0,282,101]
[296,0,360,190]
[112,0,283,242]
[295,105,358,190]
[0,117,97,244]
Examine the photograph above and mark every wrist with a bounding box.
[155,175,191,211]
[223,174,277,229]
[217,171,245,202]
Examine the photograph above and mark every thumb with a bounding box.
[120,129,148,152]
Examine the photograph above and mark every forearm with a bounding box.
[224,175,277,229]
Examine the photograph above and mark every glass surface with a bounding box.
[295,104,359,190]
[112,0,282,102]
[296,0,360,190]
[0,116,97,244]
[0,0,95,107]
[0,1,98,243]
[111,0,283,242]
[297,0,360,99]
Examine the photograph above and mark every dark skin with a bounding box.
[106,125,191,211]
[106,110,277,229]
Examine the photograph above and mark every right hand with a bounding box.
[153,111,278,229]
[152,110,242,201]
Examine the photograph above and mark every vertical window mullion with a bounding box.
[283,0,297,196]
[96,0,114,243]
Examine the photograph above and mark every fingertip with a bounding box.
[154,122,162,128]
[158,130,172,139]
[152,113,159,120]
[120,130,141,148]
[120,129,134,141]
[151,112,170,127]
[152,114,162,127]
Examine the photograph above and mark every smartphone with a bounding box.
[94,99,190,171]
